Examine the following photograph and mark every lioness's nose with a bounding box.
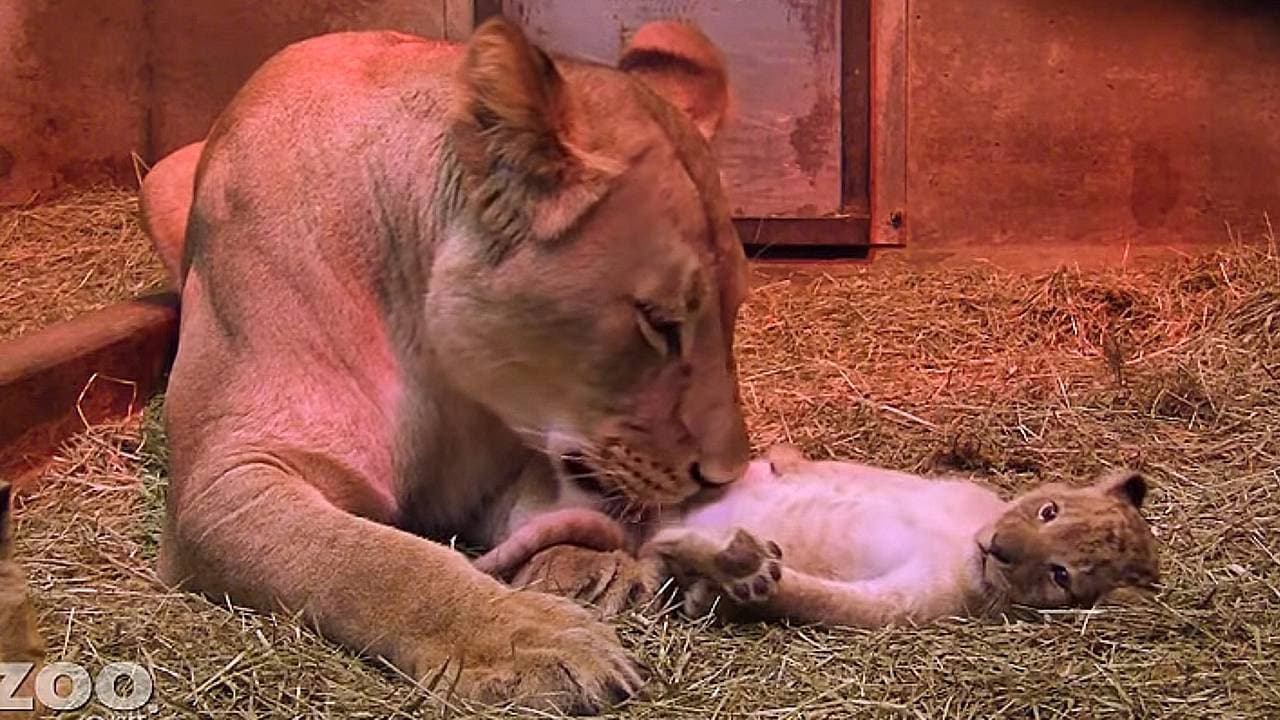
[691,457,748,486]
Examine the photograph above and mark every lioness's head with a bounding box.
[978,470,1160,609]
[429,18,750,506]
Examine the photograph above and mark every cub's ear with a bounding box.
[0,482,12,559]
[619,20,731,141]
[1096,468,1148,509]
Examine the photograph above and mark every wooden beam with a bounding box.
[733,216,870,248]
[870,0,908,246]
[841,0,872,215]
[445,0,475,40]
[473,0,502,24]
[0,294,179,489]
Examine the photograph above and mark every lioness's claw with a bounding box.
[420,589,643,713]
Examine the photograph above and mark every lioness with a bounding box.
[139,18,750,713]
[0,483,43,719]
[477,446,1160,626]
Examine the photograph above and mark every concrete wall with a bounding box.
[4,0,1278,250]
[0,0,466,203]
[906,1,1280,248]
[0,0,148,202]
[149,0,470,157]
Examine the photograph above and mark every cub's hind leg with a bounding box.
[644,527,923,627]
[641,527,783,617]
[756,571,926,628]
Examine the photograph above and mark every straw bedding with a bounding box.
[0,189,168,341]
[5,191,1278,718]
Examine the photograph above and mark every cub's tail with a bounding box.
[139,141,205,292]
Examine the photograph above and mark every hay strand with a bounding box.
[6,189,1278,717]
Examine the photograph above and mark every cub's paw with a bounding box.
[510,545,661,617]
[711,528,783,605]
[414,589,646,714]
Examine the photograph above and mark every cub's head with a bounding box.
[978,470,1160,609]
[430,18,750,507]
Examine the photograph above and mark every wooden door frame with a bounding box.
[471,0,907,252]
[870,0,908,248]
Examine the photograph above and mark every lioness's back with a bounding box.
[212,31,463,139]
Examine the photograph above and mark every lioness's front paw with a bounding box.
[415,589,645,714]
[510,545,661,617]
[712,528,783,604]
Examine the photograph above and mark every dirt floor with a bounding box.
[5,191,1279,718]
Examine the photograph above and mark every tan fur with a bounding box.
[0,485,43,719]
[476,446,1160,626]
[139,17,748,714]
[620,21,732,140]
[643,448,1160,627]
[138,140,204,292]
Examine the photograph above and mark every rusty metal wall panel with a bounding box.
[504,0,844,219]
[907,1,1280,248]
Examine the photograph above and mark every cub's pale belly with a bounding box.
[677,475,919,581]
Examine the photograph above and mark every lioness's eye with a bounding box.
[1038,501,1059,522]
[1050,564,1071,590]
[635,303,682,357]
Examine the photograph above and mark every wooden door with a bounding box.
[481,0,871,249]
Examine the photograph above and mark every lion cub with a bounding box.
[477,447,1160,627]
[643,446,1161,625]
[0,483,44,718]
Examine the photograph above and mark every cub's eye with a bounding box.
[635,303,682,357]
[1050,564,1071,590]
[1038,501,1059,523]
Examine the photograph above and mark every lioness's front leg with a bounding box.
[159,463,643,713]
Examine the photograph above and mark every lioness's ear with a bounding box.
[619,20,731,141]
[454,18,621,254]
[1096,469,1148,509]
[460,17,568,178]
